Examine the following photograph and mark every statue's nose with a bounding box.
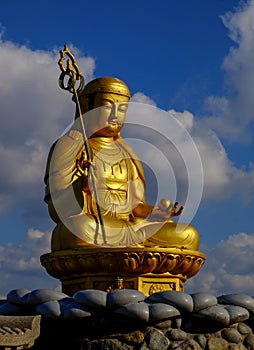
[109,105,118,119]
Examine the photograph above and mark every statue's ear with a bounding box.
[79,95,89,114]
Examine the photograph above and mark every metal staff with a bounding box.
[58,44,107,245]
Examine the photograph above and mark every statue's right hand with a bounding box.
[75,158,95,193]
[76,158,96,178]
[79,158,93,171]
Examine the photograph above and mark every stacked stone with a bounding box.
[1,289,254,349]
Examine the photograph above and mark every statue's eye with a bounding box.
[118,104,128,113]
[102,105,112,110]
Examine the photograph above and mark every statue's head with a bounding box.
[76,77,130,137]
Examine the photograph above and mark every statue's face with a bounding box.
[87,92,129,137]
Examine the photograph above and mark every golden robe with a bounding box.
[44,129,200,251]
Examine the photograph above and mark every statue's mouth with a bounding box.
[106,117,123,130]
[108,118,120,127]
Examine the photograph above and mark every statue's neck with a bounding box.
[90,136,114,145]
[89,136,117,151]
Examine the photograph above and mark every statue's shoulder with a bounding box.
[50,129,84,155]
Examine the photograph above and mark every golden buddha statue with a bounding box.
[44,77,200,252]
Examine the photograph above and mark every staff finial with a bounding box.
[58,44,85,93]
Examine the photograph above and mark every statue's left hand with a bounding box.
[168,201,184,218]
[149,202,184,222]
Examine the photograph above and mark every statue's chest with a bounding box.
[92,145,129,189]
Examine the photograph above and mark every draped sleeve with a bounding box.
[44,129,86,222]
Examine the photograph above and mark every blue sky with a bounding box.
[0,0,254,295]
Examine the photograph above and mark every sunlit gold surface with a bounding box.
[44,78,200,251]
[42,73,205,294]
[80,76,131,98]
[40,247,206,295]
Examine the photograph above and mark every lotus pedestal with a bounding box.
[40,247,206,296]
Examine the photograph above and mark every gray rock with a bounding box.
[228,344,247,350]
[73,289,107,309]
[107,289,145,309]
[141,328,170,350]
[166,328,189,341]
[0,302,27,316]
[25,288,67,306]
[174,339,202,350]
[153,319,172,330]
[146,290,194,312]
[194,305,230,326]
[174,317,182,329]
[148,302,180,323]
[7,289,31,305]
[194,334,207,349]
[207,337,229,350]
[218,293,254,313]
[191,292,218,312]
[156,317,181,330]
[35,300,62,319]
[221,328,242,343]
[224,305,249,324]
[0,300,6,307]
[114,302,149,322]
[63,302,93,320]
[244,334,254,350]
[170,340,185,349]
[58,297,74,305]
[83,339,132,350]
[237,322,252,335]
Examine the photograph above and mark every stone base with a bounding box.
[40,247,206,296]
[60,273,184,296]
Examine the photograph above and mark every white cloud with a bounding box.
[186,232,254,295]
[155,2,254,203]
[171,109,254,202]
[0,228,58,295]
[0,38,95,223]
[204,0,254,142]
[131,92,157,106]
[169,109,194,132]
[125,92,254,205]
